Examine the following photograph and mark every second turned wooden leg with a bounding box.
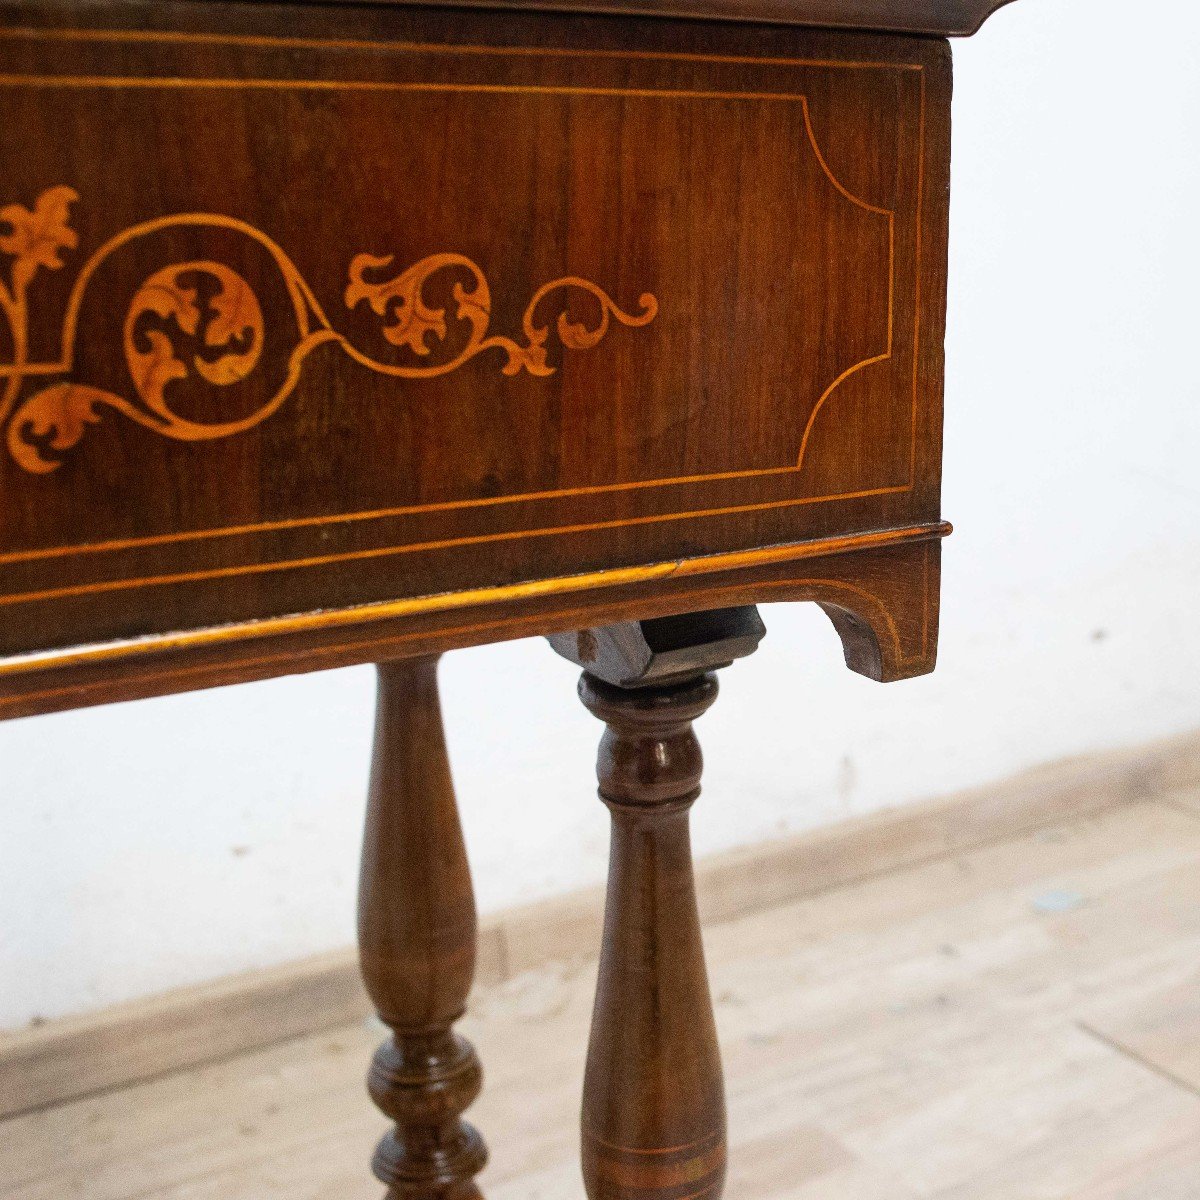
[578,670,727,1200]
[358,655,487,1200]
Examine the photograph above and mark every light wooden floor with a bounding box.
[6,793,1200,1200]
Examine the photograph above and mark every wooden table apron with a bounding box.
[0,1,997,1196]
[0,0,954,718]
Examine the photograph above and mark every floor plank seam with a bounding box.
[1075,1019,1200,1101]
[0,1028,369,1127]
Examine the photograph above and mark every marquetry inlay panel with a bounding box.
[1,188,657,473]
[0,11,950,660]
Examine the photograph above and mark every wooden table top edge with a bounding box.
[204,0,1018,38]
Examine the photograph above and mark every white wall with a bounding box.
[3,0,1200,1031]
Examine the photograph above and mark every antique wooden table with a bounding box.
[0,0,1015,1194]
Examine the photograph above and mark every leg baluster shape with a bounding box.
[579,670,727,1200]
[359,656,487,1200]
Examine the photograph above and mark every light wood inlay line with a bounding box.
[0,483,907,569]
[583,1129,726,1156]
[0,76,902,99]
[0,26,927,72]
[0,499,933,609]
[910,67,927,482]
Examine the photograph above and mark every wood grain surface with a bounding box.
[580,670,728,1200]
[0,2,952,710]
[359,657,487,1200]
[219,0,1019,38]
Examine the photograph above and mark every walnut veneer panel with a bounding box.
[0,2,951,710]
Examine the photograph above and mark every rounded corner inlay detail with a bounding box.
[0,187,659,474]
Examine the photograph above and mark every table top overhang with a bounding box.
[239,0,1019,36]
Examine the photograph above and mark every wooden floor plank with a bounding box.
[1080,973,1200,1097]
[1164,785,1200,819]
[4,799,1200,1200]
[1077,1136,1200,1200]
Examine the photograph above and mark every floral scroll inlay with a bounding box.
[0,188,658,473]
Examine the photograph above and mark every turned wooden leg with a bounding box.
[358,655,487,1200]
[578,669,727,1200]
[555,610,764,1200]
